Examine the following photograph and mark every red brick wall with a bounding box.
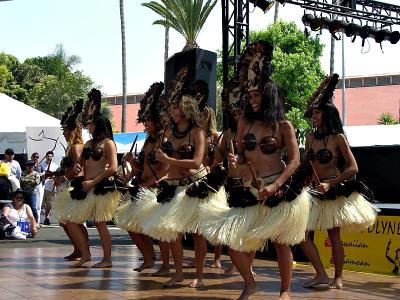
[110,104,144,132]
[333,85,400,125]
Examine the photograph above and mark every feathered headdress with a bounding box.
[304,73,339,117]
[186,80,209,112]
[221,78,244,113]
[238,41,274,93]
[60,99,84,130]
[137,82,164,123]
[166,66,191,105]
[82,88,102,126]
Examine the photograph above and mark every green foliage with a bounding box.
[377,112,398,125]
[216,21,325,141]
[142,0,217,50]
[0,44,100,122]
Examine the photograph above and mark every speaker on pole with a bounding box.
[165,48,217,110]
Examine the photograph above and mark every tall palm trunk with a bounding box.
[274,2,279,22]
[120,0,127,132]
[164,25,169,63]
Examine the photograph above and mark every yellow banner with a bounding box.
[314,215,400,276]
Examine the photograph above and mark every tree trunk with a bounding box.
[274,2,279,22]
[182,40,199,51]
[120,0,127,133]
[164,25,169,63]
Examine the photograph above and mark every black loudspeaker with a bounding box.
[351,145,400,203]
[165,48,217,110]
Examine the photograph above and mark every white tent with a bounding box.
[344,125,400,147]
[0,93,61,154]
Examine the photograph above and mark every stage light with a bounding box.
[249,0,275,12]
[374,29,390,44]
[301,14,314,26]
[389,31,400,44]
[359,25,371,39]
[344,23,357,37]
[310,17,324,31]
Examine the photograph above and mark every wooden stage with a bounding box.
[0,227,398,300]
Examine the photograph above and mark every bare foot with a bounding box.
[133,261,155,272]
[189,278,204,288]
[303,274,329,288]
[92,260,112,268]
[64,251,81,261]
[329,277,343,289]
[164,273,184,287]
[225,264,236,274]
[152,267,170,276]
[278,291,291,300]
[237,283,258,300]
[73,257,91,268]
[211,259,222,268]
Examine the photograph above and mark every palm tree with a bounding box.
[119,0,127,132]
[377,112,398,125]
[142,0,217,51]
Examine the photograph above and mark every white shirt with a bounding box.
[4,160,22,179]
[40,161,58,191]
[5,203,29,226]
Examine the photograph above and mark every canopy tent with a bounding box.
[113,132,146,154]
[344,125,400,147]
[0,93,61,154]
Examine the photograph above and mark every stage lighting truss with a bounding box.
[267,1,400,46]
[302,12,400,45]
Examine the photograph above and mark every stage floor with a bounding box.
[0,227,398,300]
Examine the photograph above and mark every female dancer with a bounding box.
[139,68,227,288]
[115,82,170,275]
[300,74,379,289]
[67,89,120,268]
[200,41,310,300]
[53,99,89,261]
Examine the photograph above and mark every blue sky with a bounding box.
[1,0,399,96]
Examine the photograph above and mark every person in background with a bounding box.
[40,151,58,225]
[2,189,37,238]
[2,148,22,191]
[31,152,44,225]
[20,160,41,225]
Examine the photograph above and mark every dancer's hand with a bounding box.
[317,182,330,194]
[155,149,169,163]
[258,183,279,200]
[82,179,95,192]
[228,153,238,167]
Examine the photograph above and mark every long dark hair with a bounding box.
[320,102,344,135]
[244,80,285,129]
[92,116,114,143]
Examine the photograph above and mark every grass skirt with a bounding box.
[63,189,120,224]
[141,185,227,242]
[307,192,379,231]
[246,188,311,246]
[53,187,71,224]
[200,187,311,252]
[115,188,159,233]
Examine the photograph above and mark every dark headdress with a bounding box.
[187,80,209,112]
[137,82,164,123]
[238,41,274,93]
[165,66,191,105]
[221,78,244,113]
[82,88,102,126]
[304,73,339,118]
[60,99,84,130]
